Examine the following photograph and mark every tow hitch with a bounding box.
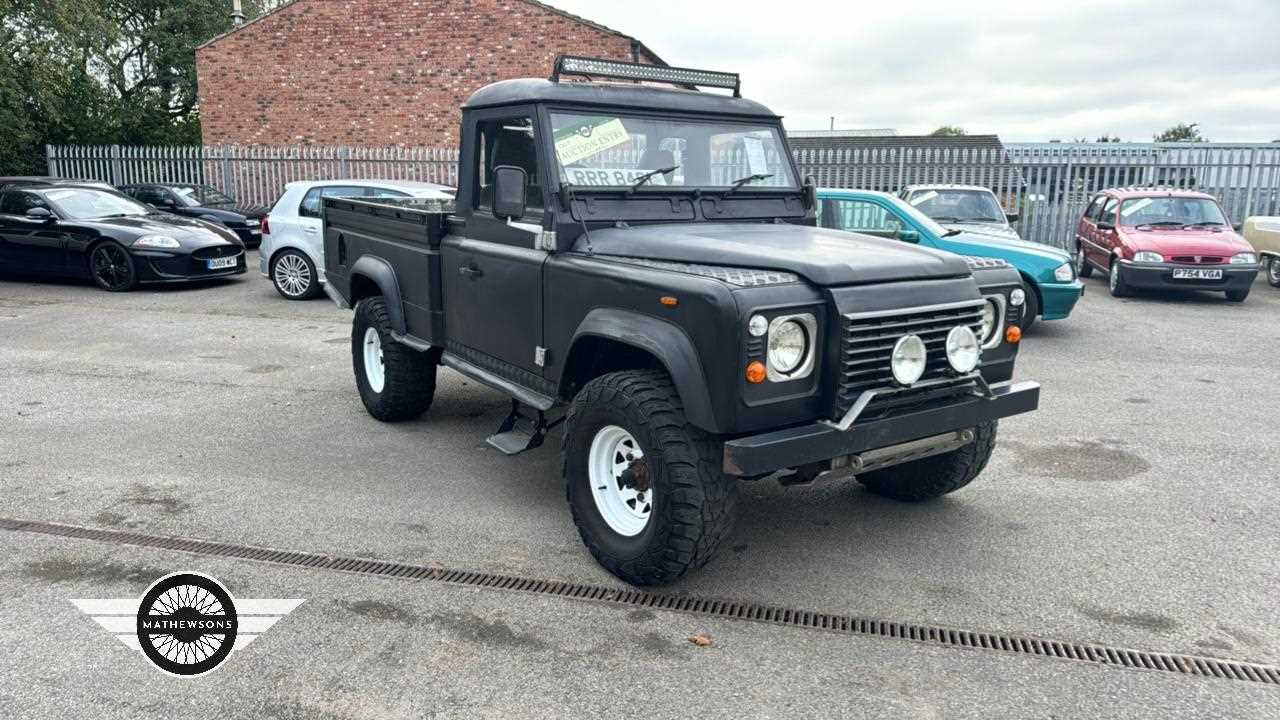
[777,429,975,486]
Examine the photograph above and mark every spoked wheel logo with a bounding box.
[136,573,237,676]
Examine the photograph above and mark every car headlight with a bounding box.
[979,299,999,346]
[133,235,181,249]
[945,326,981,374]
[762,313,817,382]
[1009,288,1026,307]
[1133,251,1163,263]
[1053,262,1075,281]
[748,314,769,337]
[890,335,927,386]
[1230,252,1258,265]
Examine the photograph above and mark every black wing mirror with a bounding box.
[1005,212,1020,223]
[1232,222,1243,232]
[492,165,528,221]
[1097,222,1115,231]
[25,207,54,222]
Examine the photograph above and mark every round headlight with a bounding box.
[890,335,927,386]
[945,326,981,374]
[748,314,769,337]
[767,319,808,374]
[979,300,998,345]
[1009,288,1026,307]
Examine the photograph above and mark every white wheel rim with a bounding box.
[587,425,652,537]
[1077,248,1086,273]
[274,253,311,296]
[362,327,385,393]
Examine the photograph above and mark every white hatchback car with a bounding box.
[260,179,453,300]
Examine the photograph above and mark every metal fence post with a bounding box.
[220,146,232,196]
[109,145,122,185]
[339,146,350,178]
[1243,147,1258,219]
[45,144,57,176]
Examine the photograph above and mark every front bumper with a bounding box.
[1117,261,1258,291]
[132,248,247,283]
[1038,280,1084,320]
[722,380,1039,476]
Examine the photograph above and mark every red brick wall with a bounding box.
[196,0,652,146]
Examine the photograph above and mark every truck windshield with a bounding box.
[549,112,797,190]
[1119,197,1228,226]
[908,189,1006,224]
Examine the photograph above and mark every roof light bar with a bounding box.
[551,55,741,96]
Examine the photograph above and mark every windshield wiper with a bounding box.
[1142,220,1185,226]
[929,215,962,223]
[724,173,773,196]
[627,165,679,193]
[1184,221,1225,227]
[958,217,1004,223]
[942,229,963,237]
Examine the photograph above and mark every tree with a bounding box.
[1095,134,1121,143]
[1154,123,1206,143]
[0,0,279,174]
[929,126,967,137]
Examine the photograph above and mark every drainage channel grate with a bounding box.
[6,516,1278,686]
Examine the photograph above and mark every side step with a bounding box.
[486,400,565,456]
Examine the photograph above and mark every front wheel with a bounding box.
[1266,257,1280,288]
[857,421,998,502]
[563,370,737,586]
[1019,281,1039,331]
[352,296,436,421]
[89,241,137,292]
[1108,257,1130,298]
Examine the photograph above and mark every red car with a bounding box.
[1074,188,1259,302]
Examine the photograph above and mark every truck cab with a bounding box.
[321,57,1039,586]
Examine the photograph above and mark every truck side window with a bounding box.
[476,116,542,214]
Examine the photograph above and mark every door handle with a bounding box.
[459,264,483,278]
[304,226,319,234]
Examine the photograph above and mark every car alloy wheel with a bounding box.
[587,425,652,537]
[90,243,135,291]
[362,327,385,393]
[1075,246,1091,278]
[273,252,312,298]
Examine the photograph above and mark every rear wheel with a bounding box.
[352,296,436,421]
[857,422,997,502]
[1266,257,1280,288]
[89,241,137,292]
[1108,257,1130,297]
[270,249,322,300]
[563,370,736,586]
[1075,245,1093,278]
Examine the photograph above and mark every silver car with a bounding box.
[259,179,453,300]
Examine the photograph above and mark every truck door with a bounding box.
[442,114,548,378]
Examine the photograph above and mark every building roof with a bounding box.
[465,78,776,117]
[196,0,666,64]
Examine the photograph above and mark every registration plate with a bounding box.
[207,256,238,270]
[1172,268,1222,280]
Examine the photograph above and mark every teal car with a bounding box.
[817,189,1083,327]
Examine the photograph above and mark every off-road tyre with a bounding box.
[1225,287,1250,303]
[1075,244,1093,278]
[856,421,998,502]
[352,296,436,422]
[563,370,737,586]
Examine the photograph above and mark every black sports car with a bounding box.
[119,183,268,248]
[0,185,246,292]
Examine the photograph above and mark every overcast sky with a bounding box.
[551,0,1280,142]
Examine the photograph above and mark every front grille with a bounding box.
[192,245,244,260]
[835,301,985,417]
[1171,256,1224,264]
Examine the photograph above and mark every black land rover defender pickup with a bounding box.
[321,57,1039,585]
